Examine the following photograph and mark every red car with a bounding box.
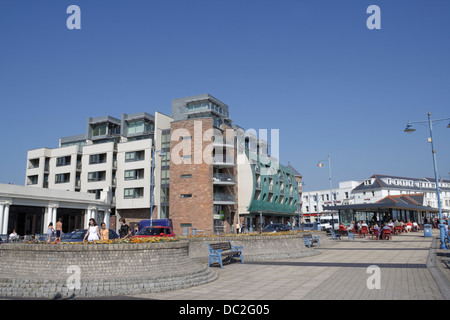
[132,226,175,238]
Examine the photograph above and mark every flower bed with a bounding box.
[25,236,180,245]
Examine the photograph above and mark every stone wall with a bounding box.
[0,232,328,298]
[0,241,217,298]
[187,231,325,263]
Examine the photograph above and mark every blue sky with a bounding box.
[0,0,449,190]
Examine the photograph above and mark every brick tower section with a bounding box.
[169,118,214,235]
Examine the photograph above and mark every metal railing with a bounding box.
[213,173,235,183]
[213,193,236,202]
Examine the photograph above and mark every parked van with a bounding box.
[319,214,339,231]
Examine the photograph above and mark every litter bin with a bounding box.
[424,224,432,238]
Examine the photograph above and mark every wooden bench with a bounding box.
[303,233,320,247]
[206,240,244,268]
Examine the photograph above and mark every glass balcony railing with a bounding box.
[213,156,235,166]
[213,173,235,183]
[213,193,236,202]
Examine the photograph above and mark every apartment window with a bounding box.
[161,131,171,149]
[92,123,107,136]
[124,187,144,199]
[88,171,106,182]
[56,156,71,167]
[55,173,70,184]
[161,169,170,185]
[161,187,170,203]
[27,175,38,185]
[28,158,40,169]
[124,169,144,180]
[89,153,107,164]
[180,194,192,198]
[125,150,145,162]
[345,192,349,199]
[161,150,170,167]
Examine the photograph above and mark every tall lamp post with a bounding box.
[318,155,335,230]
[404,113,450,249]
[150,147,165,227]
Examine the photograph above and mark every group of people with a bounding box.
[45,217,133,243]
[339,219,421,240]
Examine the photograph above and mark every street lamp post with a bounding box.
[404,113,450,249]
[318,155,335,230]
[150,147,165,227]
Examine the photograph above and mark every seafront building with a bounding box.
[5,94,302,236]
[302,173,450,225]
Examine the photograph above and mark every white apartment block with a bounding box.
[25,111,173,230]
[301,180,361,220]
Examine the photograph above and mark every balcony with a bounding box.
[213,193,236,204]
[213,156,235,168]
[213,135,234,148]
[213,173,235,185]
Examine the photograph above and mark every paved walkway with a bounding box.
[132,230,448,300]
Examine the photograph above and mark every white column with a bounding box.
[0,204,5,235]
[2,204,10,235]
[47,206,54,227]
[85,209,91,227]
[52,207,58,226]
[104,210,110,229]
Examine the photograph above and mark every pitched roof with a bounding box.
[351,174,450,193]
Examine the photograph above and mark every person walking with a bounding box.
[84,218,100,241]
[55,218,63,242]
[47,222,55,244]
[100,222,109,241]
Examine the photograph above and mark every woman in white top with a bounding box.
[84,218,100,241]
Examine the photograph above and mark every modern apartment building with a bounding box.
[24,94,301,235]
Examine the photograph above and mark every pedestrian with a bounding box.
[47,222,55,244]
[118,218,131,239]
[55,217,63,242]
[100,222,110,241]
[84,218,100,241]
[236,222,241,234]
[9,229,19,242]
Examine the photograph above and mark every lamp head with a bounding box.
[404,123,416,133]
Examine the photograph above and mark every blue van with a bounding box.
[136,219,173,232]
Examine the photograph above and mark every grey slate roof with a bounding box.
[351,174,450,193]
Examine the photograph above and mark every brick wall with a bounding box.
[170,118,214,235]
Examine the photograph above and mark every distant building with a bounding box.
[301,180,361,222]
[351,174,450,211]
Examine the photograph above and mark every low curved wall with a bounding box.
[187,231,324,263]
[0,232,326,298]
[0,241,217,299]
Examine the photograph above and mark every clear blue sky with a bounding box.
[0,0,449,190]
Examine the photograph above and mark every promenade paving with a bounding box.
[132,230,448,300]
